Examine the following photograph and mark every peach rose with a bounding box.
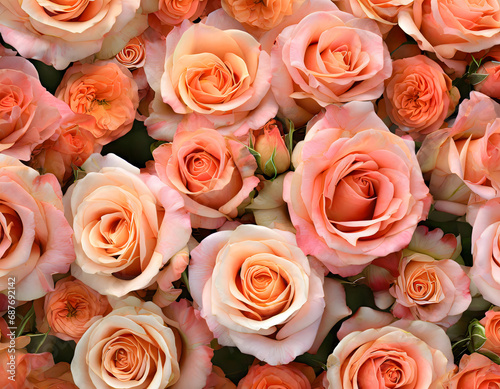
[144,20,278,140]
[115,36,146,69]
[0,56,67,161]
[283,102,431,276]
[56,61,139,146]
[480,308,500,354]
[221,0,305,31]
[153,117,260,229]
[64,153,191,297]
[475,61,500,99]
[398,0,500,73]
[0,155,75,301]
[189,224,351,365]
[150,0,207,28]
[0,0,147,69]
[384,55,457,141]
[327,321,456,389]
[71,297,214,389]
[390,252,471,327]
[29,108,102,185]
[271,9,392,126]
[237,363,316,388]
[34,276,110,343]
[444,352,500,388]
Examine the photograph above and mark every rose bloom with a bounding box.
[444,352,500,388]
[64,153,191,297]
[221,0,305,31]
[390,251,471,327]
[384,55,457,141]
[479,308,500,355]
[189,224,351,365]
[29,108,102,185]
[115,36,146,69]
[34,276,110,343]
[148,0,207,34]
[284,101,431,276]
[0,155,75,301]
[144,19,278,140]
[56,61,139,146]
[0,0,147,70]
[398,0,500,74]
[153,116,260,229]
[0,56,67,161]
[271,9,392,126]
[71,297,214,389]
[475,61,500,99]
[327,321,456,389]
[237,362,316,389]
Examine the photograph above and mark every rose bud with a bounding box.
[474,61,500,99]
[253,120,291,177]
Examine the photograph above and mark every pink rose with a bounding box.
[444,353,500,388]
[56,61,139,145]
[144,19,278,140]
[0,56,66,161]
[475,61,500,99]
[284,101,431,276]
[153,117,260,229]
[71,297,214,389]
[237,363,316,388]
[189,224,350,365]
[0,155,75,301]
[64,153,191,297]
[390,252,471,327]
[384,55,458,141]
[0,0,147,69]
[398,0,500,73]
[327,321,456,389]
[151,0,207,28]
[271,10,392,126]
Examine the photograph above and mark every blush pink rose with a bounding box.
[237,363,316,389]
[0,154,75,301]
[384,55,458,141]
[390,252,471,327]
[327,320,456,389]
[444,352,500,388]
[283,101,431,276]
[64,153,191,297]
[0,56,66,161]
[71,297,214,389]
[271,10,392,126]
[189,224,350,365]
[144,19,278,140]
[56,61,139,146]
[398,0,500,74]
[153,116,260,229]
[0,0,147,69]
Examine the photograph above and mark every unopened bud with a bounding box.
[254,120,290,177]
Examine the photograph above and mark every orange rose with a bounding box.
[56,61,139,145]
[474,61,500,99]
[480,309,500,355]
[444,353,500,388]
[237,363,316,388]
[115,36,146,69]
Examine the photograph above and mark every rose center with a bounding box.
[381,361,403,388]
[0,203,23,259]
[0,85,22,115]
[407,268,443,302]
[37,0,102,22]
[185,151,220,182]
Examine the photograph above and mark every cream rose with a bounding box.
[189,224,350,365]
[64,153,191,297]
[144,20,278,140]
[0,0,147,69]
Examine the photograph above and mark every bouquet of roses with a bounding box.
[1,0,500,387]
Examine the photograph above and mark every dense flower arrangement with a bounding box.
[2,0,500,387]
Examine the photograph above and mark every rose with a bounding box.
[283,101,431,276]
[237,363,316,388]
[0,56,67,161]
[271,10,392,126]
[0,0,147,69]
[64,153,191,297]
[444,353,500,388]
[153,116,259,229]
[56,61,139,145]
[390,252,471,327]
[0,154,75,301]
[475,61,500,99]
[115,36,147,69]
[327,321,456,389]
[189,224,350,365]
[479,309,500,354]
[34,276,110,343]
[151,0,207,27]
[71,297,214,389]
[144,19,278,140]
[398,0,500,73]
[384,55,457,141]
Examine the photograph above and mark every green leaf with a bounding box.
[248,147,261,168]
[468,319,487,353]
[478,350,500,365]
[469,73,489,85]
[284,119,295,157]
[263,148,278,179]
[212,346,255,384]
[16,305,35,338]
